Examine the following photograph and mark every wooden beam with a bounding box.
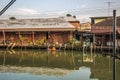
[32,31,35,45]
[70,31,73,39]
[2,30,6,45]
[18,31,21,45]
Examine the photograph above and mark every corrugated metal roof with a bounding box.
[92,16,120,34]
[0,28,74,32]
[0,17,75,31]
[93,16,120,27]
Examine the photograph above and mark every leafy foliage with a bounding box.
[19,35,25,42]
[36,38,44,45]
[9,17,16,20]
[66,14,72,17]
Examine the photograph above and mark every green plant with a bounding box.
[15,40,19,45]
[9,17,16,20]
[66,13,72,17]
[29,41,34,46]
[19,35,25,45]
[36,38,44,45]
[69,37,75,44]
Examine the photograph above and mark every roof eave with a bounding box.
[0,28,75,32]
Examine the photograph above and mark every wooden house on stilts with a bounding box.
[91,16,120,50]
[0,17,75,47]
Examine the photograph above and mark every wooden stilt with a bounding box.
[90,43,93,52]
[2,30,6,45]
[64,44,66,50]
[100,45,102,52]
[32,31,35,45]
[101,35,104,52]
[11,43,16,49]
[69,31,73,40]
[83,46,85,53]
[18,32,21,45]
[83,41,86,52]
[6,43,12,49]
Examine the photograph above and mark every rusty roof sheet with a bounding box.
[0,17,75,31]
[93,16,120,27]
[92,16,120,34]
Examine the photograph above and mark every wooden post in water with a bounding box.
[113,9,116,80]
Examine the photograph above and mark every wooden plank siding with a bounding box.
[0,31,73,46]
[0,17,76,47]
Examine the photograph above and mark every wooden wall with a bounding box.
[0,31,73,45]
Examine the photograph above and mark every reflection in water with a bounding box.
[83,51,93,62]
[0,49,120,80]
[3,51,6,66]
[6,48,16,55]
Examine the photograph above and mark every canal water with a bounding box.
[0,49,120,80]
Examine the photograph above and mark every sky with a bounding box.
[0,0,120,22]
